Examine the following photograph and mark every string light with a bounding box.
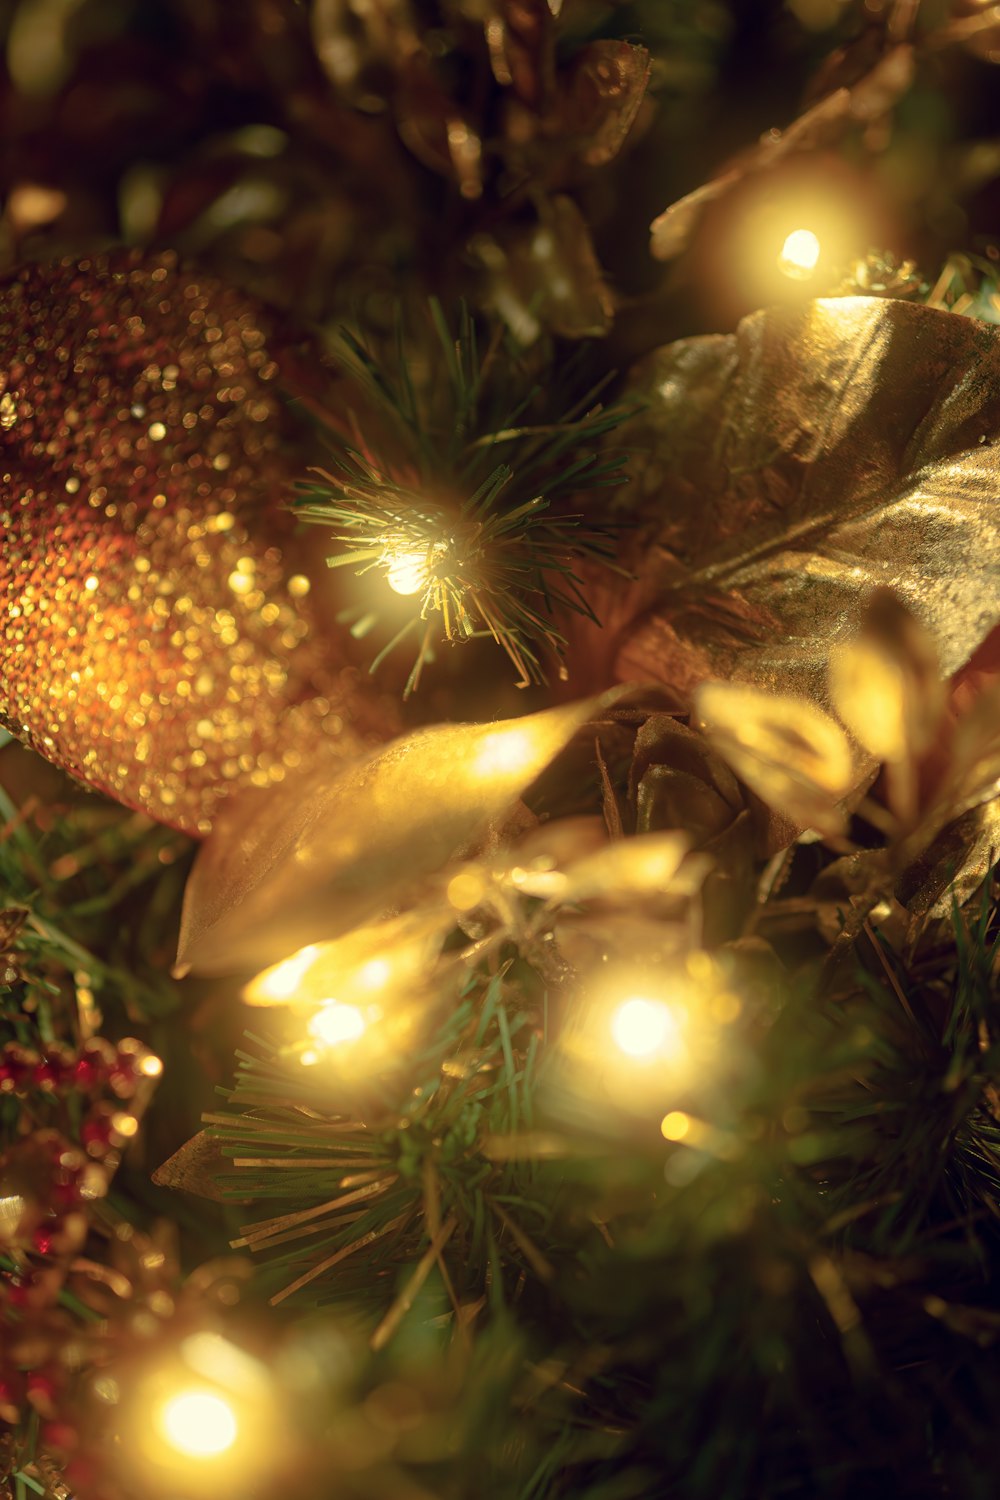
[778,228,821,279]
[243,915,454,1072]
[156,1388,239,1459]
[379,533,452,598]
[661,1110,691,1142]
[472,727,535,778]
[249,944,321,1003]
[308,1001,368,1048]
[549,952,746,1127]
[384,547,432,596]
[610,996,683,1061]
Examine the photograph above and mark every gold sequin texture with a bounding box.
[0,250,393,836]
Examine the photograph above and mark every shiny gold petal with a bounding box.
[601,299,1000,729]
[178,691,626,975]
[828,590,945,765]
[695,682,854,836]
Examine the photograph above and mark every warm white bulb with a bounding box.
[308,1001,366,1048]
[611,997,680,1060]
[472,728,535,778]
[248,944,320,1004]
[157,1389,239,1458]
[779,228,821,278]
[385,551,430,596]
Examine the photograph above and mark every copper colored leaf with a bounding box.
[484,0,555,106]
[611,299,1000,722]
[177,692,625,975]
[477,195,614,340]
[558,40,651,168]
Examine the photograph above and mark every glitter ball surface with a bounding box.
[0,249,393,836]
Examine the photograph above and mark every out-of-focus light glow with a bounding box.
[140,1053,164,1078]
[610,997,681,1060]
[661,1110,691,1141]
[447,869,487,912]
[308,1001,367,1048]
[778,228,821,279]
[156,1388,239,1459]
[385,548,431,596]
[357,958,391,991]
[250,944,320,1003]
[472,727,534,778]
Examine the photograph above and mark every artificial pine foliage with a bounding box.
[2,4,1000,1500]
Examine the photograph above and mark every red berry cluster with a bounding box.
[0,1036,163,1451]
[0,1036,160,1108]
[0,1129,106,1267]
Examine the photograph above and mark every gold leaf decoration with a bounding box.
[694,682,855,837]
[177,692,627,976]
[829,589,946,767]
[606,298,1000,716]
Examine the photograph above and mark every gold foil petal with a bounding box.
[609,299,1000,726]
[178,690,627,975]
[829,590,946,765]
[695,682,853,835]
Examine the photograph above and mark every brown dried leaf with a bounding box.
[484,0,556,106]
[152,1131,245,1203]
[557,40,651,168]
[177,692,626,975]
[610,299,1000,726]
[895,796,1000,937]
[475,194,614,340]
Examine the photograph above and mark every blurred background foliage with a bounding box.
[0,0,997,350]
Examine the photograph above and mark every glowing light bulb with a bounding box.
[661,1110,691,1141]
[611,997,680,1060]
[157,1388,239,1459]
[249,944,320,1004]
[308,1001,367,1048]
[778,228,821,279]
[385,550,430,596]
[472,727,534,778]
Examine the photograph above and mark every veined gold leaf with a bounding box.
[828,590,946,765]
[177,692,626,976]
[695,682,853,836]
[604,299,1000,724]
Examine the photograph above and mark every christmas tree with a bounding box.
[2,3,1000,1497]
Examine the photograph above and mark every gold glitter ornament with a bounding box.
[0,250,396,836]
